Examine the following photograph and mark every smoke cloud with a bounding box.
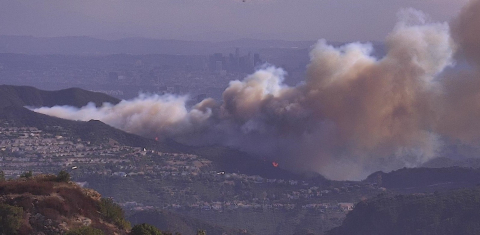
[33,1,480,180]
[451,0,480,66]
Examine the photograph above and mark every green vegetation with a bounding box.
[100,198,131,230]
[0,203,23,235]
[20,170,33,179]
[328,188,480,235]
[56,170,71,182]
[0,174,137,234]
[130,223,163,235]
[66,226,105,235]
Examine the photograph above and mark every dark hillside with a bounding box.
[0,174,128,235]
[0,85,120,109]
[0,85,309,179]
[0,104,290,179]
[364,167,480,192]
[0,105,183,152]
[422,157,480,169]
[190,145,313,180]
[328,188,480,235]
[128,210,251,235]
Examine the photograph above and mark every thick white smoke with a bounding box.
[34,94,214,138]
[33,2,480,180]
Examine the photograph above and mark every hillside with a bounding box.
[0,85,120,109]
[0,85,345,235]
[0,85,304,180]
[128,210,250,235]
[0,35,315,55]
[422,157,480,169]
[0,105,183,153]
[364,167,480,192]
[4,85,480,234]
[0,85,185,152]
[327,188,480,235]
[0,173,129,235]
[189,145,316,181]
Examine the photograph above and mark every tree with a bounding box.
[99,198,131,230]
[197,230,206,235]
[20,171,32,179]
[130,223,163,235]
[57,170,71,182]
[0,171,5,181]
[0,203,23,234]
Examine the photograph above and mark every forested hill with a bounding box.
[0,85,120,109]
[328,188,480,235]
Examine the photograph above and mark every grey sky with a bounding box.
[0,0,469,42]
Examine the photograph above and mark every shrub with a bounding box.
[36,174,57,182]
[56,170,71,182]
[11,195,34,211]
[40,207,61,220]
[99,198,131,230]
[66,226,104,235]
[130,223,163,235]
[0,203,24,234]
[20,171,33,179]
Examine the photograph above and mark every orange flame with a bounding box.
[272,162,279,167]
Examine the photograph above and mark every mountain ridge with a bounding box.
[0,84,120,109]
[0,84,304,180]
[0,35,317,55]
[327,187,480,235]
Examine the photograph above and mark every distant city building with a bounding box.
[208,49,261,73]
[254,53,262,66]
[215,61,223,71]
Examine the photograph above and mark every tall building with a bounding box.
[254,53,262,66]
[208,49,260,73]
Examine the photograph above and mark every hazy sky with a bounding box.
[0,0,470,42]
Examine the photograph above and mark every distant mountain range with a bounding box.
[0,35,317,55]
[0,85,120,109]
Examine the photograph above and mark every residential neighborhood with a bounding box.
[0,121,381,219]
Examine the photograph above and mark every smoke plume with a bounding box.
[33,1,480,180]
